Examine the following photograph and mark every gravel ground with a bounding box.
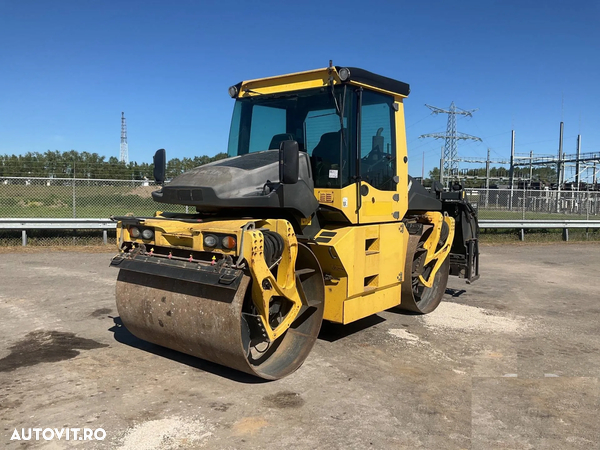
[0,243,599,449]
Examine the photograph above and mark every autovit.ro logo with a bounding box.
[11,427,106,442]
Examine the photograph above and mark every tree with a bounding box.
[0,149,234,180]
[428,167,440,181]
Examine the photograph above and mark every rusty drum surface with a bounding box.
[115,244,324,380]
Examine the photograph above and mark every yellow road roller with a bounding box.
[111,64,480,380]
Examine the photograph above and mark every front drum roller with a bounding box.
[399,232,450,314]
[115,243,324,380]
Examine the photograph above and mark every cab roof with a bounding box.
[335,66,410,97]
[231,66,410,99]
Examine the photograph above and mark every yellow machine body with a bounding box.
[311,212,453,324]
[112,65,477,380]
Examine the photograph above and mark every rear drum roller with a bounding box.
[399,233,450,314]
[115,243,324,380]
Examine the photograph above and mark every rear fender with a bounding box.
[417,212,455,288]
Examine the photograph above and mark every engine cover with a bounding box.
[152,150,319,219]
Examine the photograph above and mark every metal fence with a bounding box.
[0,177,186,246]
[1,178,600,246]
[0,176,189,219]
[465,188,600,221]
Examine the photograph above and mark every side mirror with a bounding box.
[153,149,166,185]
[279,140,299,184]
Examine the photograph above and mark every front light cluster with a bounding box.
[203,233,237,250]
[203,234,218,247]
[221,236,236,250]
[129,226,154,241]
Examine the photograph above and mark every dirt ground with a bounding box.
[0,244,599,449]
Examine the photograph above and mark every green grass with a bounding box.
[0,184,187,218]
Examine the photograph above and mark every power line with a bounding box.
[419,102,481,186]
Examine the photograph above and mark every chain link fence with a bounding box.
[0,176,189,218]
[465,188,600,220]
[2,178,600,246]
[0,177,186,247]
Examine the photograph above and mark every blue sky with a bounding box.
[1,0,599,179]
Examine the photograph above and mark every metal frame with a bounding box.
[479,219,600,241]
[1,218,599,246]
[0,218,116,246]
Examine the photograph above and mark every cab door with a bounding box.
[357,90,403,224]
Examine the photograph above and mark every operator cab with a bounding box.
[227,77,400,193]
[153,66,411,228]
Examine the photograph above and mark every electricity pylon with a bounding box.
[120,112,129,164]
[420,102,481,185]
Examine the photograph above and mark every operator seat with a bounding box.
[311,129,346,187]
[269,133,295,150]
[312,131,341,162]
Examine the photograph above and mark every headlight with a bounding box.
[222,235,237,250]
[338,67,351,81]
[204,234,218,247]
[141,228,154,240]
[228,85,238,98]
[130,227,140,238]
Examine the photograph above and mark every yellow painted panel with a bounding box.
[241,68,337,97]
[161,234,194,248]
[364,226,379,240]
[315,184,359,224]
[307,241,348,324]
[360,189,394,219]
[395,101,409,212]
[322,278,347,323]
[377,222,408,285]
[364,253,380,275]
[310,222,408,323]
[343,285,402,324]
[122,217,250,254]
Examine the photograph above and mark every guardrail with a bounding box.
[479,219,600,241]
[1,218,599,246]
[0,218,116,246]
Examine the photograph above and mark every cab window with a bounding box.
[360,91,396,191]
